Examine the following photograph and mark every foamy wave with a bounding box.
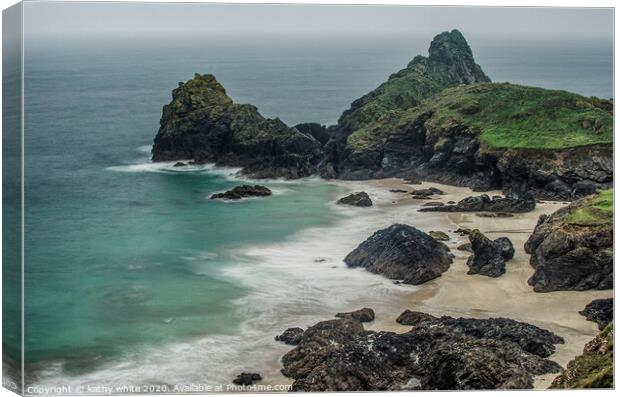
[106,161,243,178]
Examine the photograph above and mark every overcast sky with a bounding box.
[23,2,613,39]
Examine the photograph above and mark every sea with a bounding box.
[15,32,612,390]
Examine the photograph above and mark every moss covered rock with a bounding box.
[550,323,613,389]
[524,189,613,292]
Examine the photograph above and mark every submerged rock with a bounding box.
[232,372,262,386]
[335,308,375,323]
[524,190,613,292]
[344,224,452,285]
[579,299,613,330]
[281,313,563,391]
[337,192,372,207]
[210,185,272,200]
[420,193,535,213]
[276,328,305,346]
[466,230,514,277]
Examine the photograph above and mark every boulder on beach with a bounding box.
[466,230,514,277]
[524,189,612,292]
[344,224,453,285]
[281,313,564,391]
[210,185,272,200]
[337,191,373,207]
[335,308,375,322]
[579,298,613,330]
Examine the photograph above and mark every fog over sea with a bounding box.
[21,33,612,388]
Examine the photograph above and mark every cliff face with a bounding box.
[329,82,613,200]
[524,189,613,292]
[152,74,323,179]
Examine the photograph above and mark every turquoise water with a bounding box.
[20,33,612,383]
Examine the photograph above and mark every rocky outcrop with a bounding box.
[281,313,563,391]
[336,192,372,207]
[210,185,272,200]
[337,29,489,135]
[524,190,613,292]
[275,328,305,346]
[344,224,453,285]
[335,308,375,322]
[152,74,323,179]
[466,230,514,277]
[580,299,613,330]
[419,193,535,213]
[550,323,613,389]
[326,79,612,200]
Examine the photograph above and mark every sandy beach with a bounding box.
[351,178,612,389]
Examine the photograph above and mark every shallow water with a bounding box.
[19,32,612,388]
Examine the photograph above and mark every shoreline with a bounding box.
[264,177,611,390]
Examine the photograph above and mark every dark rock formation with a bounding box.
[210,185,272,200]
[422,201,444,207]
[524,191,613,292]
[276,327,305,345]
[389,189,408,193]
[466,230,514,277]
[344,224,452,285]
[494,237,515,260]
[281,313,563,391]
[152,74,323,179]
[232,372,262,386]
[420,193,535,213]
[173,161,187,167]
[580,299,613,330]
[550,323,613,389]
[294,123,331,146]
[337,191,372,207]
[335,308,375,323]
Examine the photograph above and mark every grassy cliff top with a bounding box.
[567,188,613,226]
[347,83,613,151]
[338,29,490,132]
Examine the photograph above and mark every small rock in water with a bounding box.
[210,185,272,200]
[314,258,327,263]
[476,212,514,218]
[455,227,471,235]
[232,372,262,386]
[173,161,187,167]
[447,201,456,204]
[276,328,305,345]
[429,231,450,241]
[337,192,373,207]
[412,195,431,200]
[335,308,375,323]
[389,189,408,193]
